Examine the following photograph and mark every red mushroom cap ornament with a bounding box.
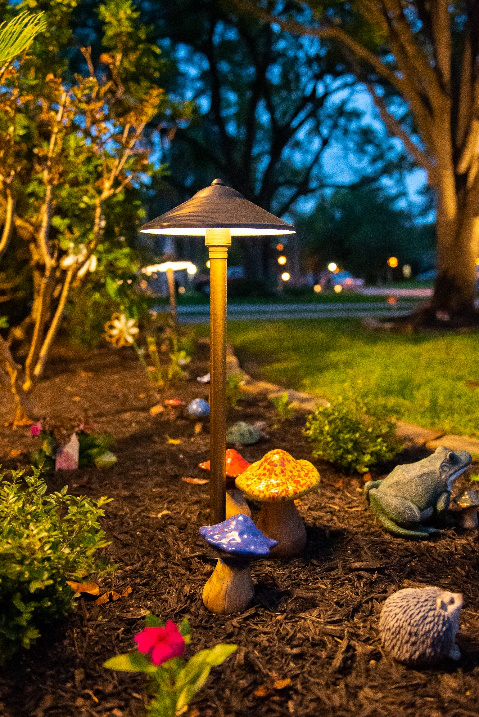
[236,449,320,558]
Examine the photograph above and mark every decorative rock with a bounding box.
[227,421,262,446]
[55,433,79,471]
[187,398,210,419]
[236,449,320,558]
[199,513,276,614]
[379,586,463,665]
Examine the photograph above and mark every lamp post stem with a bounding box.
[206,229,231,523]
[166,267,177,325]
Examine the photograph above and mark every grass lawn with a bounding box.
[225,319,479,438]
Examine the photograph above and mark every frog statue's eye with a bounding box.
[447,451,455,462]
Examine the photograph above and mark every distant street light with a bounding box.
[327,262,338,272]
[387,256,399,268]
[278,255,287,265]
[281,272,291,281]
[276,242,284,251]
[334,284,342,293]
[313,284,322,293]
[140,179,294,522]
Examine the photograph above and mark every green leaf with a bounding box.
[0,11,47,65]
[104,650,158,673]
[175,645,237,713]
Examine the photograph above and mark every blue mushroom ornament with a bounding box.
[199,513,277,614]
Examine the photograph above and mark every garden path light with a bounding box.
[140,179,294,521]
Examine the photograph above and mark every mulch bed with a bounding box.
[1,342,479,717]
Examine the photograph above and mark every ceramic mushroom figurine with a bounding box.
[199,449,252,518]
[236,449,320,558]
[379,586,463,665]
[454,490,479,528]
[187,398,210,419]
[199,514,277,614]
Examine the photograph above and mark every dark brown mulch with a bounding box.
[1,343,479,717]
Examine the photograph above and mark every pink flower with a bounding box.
[30,422,42,436]
[134,621,185,666]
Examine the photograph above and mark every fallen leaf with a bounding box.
[273,679,291,690]
[164,398,185,407]
[181,477,208,485]
[253,685,270,698]
[194,421,203,435]
[8,449,21,458]
[66,581,100,597]
[72,396,81,402]
[150,403,165,416]
[254,678,292,698]
[167,436,181,445]
[94,586,132,605]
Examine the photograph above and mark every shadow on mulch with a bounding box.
[1,344,479,717]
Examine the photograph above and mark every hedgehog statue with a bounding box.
[379,586,463,666]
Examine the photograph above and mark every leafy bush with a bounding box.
[0,468,111,661]
[304,394,400,474]
[30,421,116,472]
[270,392,296,428]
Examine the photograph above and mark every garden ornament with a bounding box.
[200,513,277,614]
[187,398,210,419]
[225,489,252,519]
[379,586,463,665]
[236,449,320,558]
[55,433,79,471]
[199,449,251,479]
[164,399,185,408]
[453,490,479,529]
[227,421,262,446]
[197,372,210,384]
[364,447,472,538]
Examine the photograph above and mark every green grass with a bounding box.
[226,319,479,438]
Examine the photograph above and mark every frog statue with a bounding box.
[364,447,472,538]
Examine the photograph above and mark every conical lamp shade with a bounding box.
[140,179,295,236]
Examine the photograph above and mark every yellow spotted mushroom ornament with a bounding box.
[235,449,320,558]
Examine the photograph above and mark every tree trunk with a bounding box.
[430,184,478,320]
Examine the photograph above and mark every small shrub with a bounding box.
[226,373,243,409]
[270,392,296,428]
[304,394,400,474]
[0,468,111,661]
[30,420,116,471]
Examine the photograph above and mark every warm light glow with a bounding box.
[334,284,342,293]
[206,260,211,269]
[140,227,295,236]
[276,243,284,251]
[178,286,186,294]
[278,255,287,265]
[187,264,197,275]
[402,264,412,278]
[327,262,337,272]
[387,296,397,305]
[387,256,399,268]
[281,272,290,282]
[476,258,479,266]
[313,284,322,293]
[142,261,197,275]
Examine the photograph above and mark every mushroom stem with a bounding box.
[226,489,251,519]
[202,558,254,614]
[459,507,478,529]
[256,500,306,558]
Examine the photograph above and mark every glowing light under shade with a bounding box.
[281,272,291,282]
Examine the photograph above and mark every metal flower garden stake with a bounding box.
[140,179,294,522]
